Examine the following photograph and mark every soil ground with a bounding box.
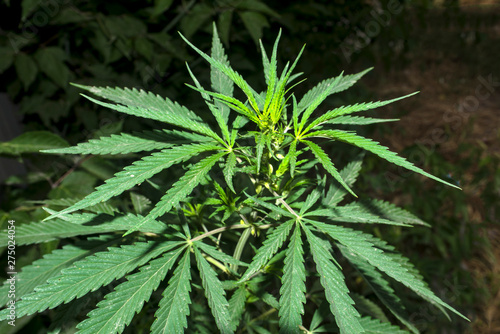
[365,2,500,332]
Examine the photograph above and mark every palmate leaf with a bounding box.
[76,246,186,334]
[239,220,295,282]
[297,68,372,115]
[44,143,221,221]
[72,84,222,142]
[42,130,210,155]
[307,129,460,189]
[193,246,233,334]
[0,235,119,307]
[279,225,306,334]
[302,224,364,334]
[302,140,356,197]
[125,151,227,235]
[151,250,192,334]
[340,246,419,334]
[0,240,183,321]
[309,221,467,320]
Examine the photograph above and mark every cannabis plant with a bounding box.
[0,25,467,333]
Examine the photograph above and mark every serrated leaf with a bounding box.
[0,240,183,321]
[309,130,460,189]
[359,316,409,333]
[303,224,364,334]
[340,246,418,334]
[0,131,68,155]
[323,157,363,207]
[151,249,192,334]
[303,92,418,133]
[125,151,226,235]
[229,286,246,331]
[323,115,399,125]
[279,225,306,334]
[73,84,221,142]
[302,140,356,197]
[0,235,119,307]
[211,23,233,123]
[297,68,372,115]
[309,221,467,321]
[44,143,220,220]
[76,246,185,334]
[239,219,294,282]
[223,152,237,193]
[194,246,233,334]
[43,129,210,155]
[358,199,429,227]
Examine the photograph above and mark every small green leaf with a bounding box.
[14,53,37,90]
[35,47,70,88]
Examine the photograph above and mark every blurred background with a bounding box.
[0,0,499,332]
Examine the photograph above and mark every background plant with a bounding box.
[0,24,471,333]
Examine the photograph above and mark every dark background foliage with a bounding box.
[0,0,499,332]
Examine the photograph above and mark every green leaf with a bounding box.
[43,129,211,155]
[76,248,184,334]
[194,246,233,334]
[0,131,68,155]
[76,246,185,334]
[309,130,461,189]
[303,224,364,334]
[151,249,192,334]
[229,285,246,331]
[279,225,306,334]
[357,199,429,227]
[323,115,399,125]
[303,92,418,133]
[0,240,182,321]
[125,151,226,235]
[297,68,372,115]
[0,47,14,74]
[223,152,237,193]
[73,84,222,142]
[239,11,270,45]
[239,219,294,282]
[309,221,468,321]
[14,53,37,90]
[0,236,119,307]
[44,143,220,220]
[35,47,70,88]
[130,192,151,214]
[340,246,418,334]
[359,316,409,333]
[323,156,363,207]
[151,0,174,16]
[302,140,356,197]
[180,32,260,115]
[211,23,233,124]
